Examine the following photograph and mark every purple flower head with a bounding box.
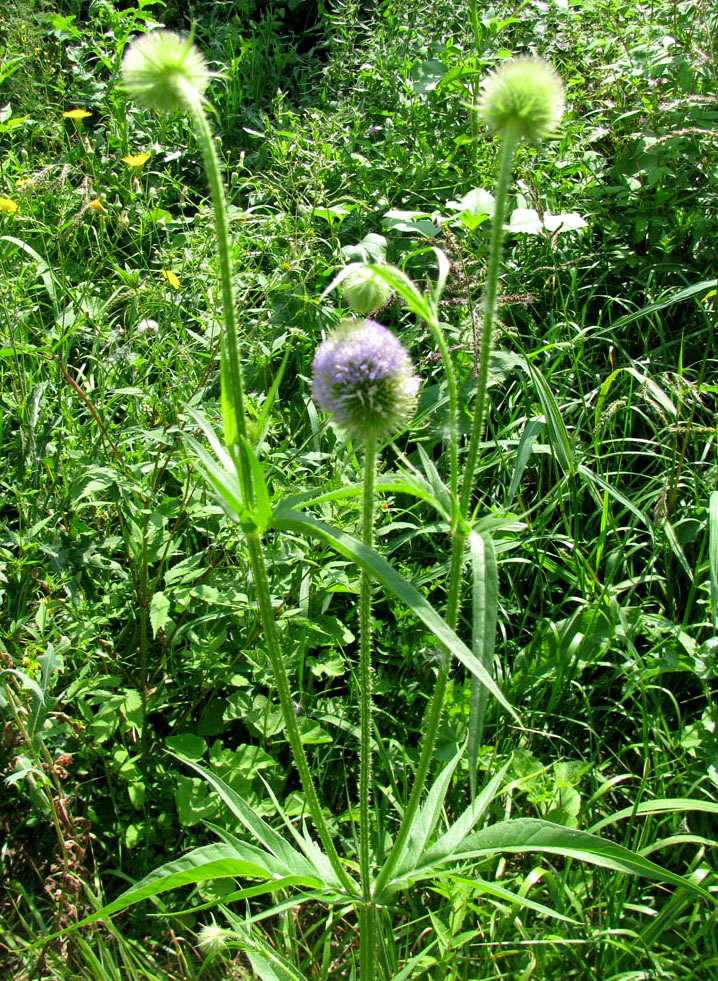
[311,319,420,442]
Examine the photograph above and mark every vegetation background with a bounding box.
[1,0,717,977]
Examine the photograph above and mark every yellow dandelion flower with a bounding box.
[282,261,291,271]
[161,269,180,289]
[122,152,150,169]
[88,198,105,212]
[16,177,30,189]
[63,108,92,120]
[0,197,18,214]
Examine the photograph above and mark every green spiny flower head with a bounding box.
[312,319,419,442]
[341,264,395,316]
[479,56,565,143]
[121,30,211,113]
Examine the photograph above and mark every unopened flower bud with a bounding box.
[341,264,394,316]
[312,319,419,442]
[479,56,564,143]
[121,30,211,113]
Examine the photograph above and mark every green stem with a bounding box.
[359,904,377,981]
[373,552,459,899]
[179,83,356,898]
[460,118,520,516]
[180,85,248,459]
[359,437,377,979]
[246,533,357,896]
[425,314,460,520]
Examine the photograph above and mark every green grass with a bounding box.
[1,0,717,978]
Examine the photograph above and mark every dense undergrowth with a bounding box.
[1,0,718,977]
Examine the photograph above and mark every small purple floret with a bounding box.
[311,319,419,441]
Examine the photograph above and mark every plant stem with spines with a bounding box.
[180,81,356,898]
[374,118,521,898]
[359,436,377,980]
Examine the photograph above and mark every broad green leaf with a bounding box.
[506,208,543,235]
[27,650,59,743]
[272,509,518,721]
[467,530,498,797]
[149,590,171,638]
[457,209,489,232]
[415,818,715,905]
[410,57,446,94]
[165,733,207,761]
[2,669,45,709]
[382,210,440,238]
[313,203,354,225]
[320,261,364,300]
[173,756,320,881]
[341,232,388,264]
[543,211,587,233]
[446,188,495,217]
[185,434,244,519]
[50,841,323,937]
[589,797,718,835]
[393,742,466,881]
[239,435,272,532]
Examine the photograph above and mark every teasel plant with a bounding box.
[35,30,714,981]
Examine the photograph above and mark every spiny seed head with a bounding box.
[479,56,565,143]
[197,920,231,957]
[311,319,419,442]
[341,264,394,316]
[121,30,211,113]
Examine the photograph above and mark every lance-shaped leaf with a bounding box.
[407,818,716,905]
[391,741,466,883]
[388,763,509,890]
[41,840,327,941]
[467,530,498,797]
[272,508,518,722]
[172,756,327,883]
